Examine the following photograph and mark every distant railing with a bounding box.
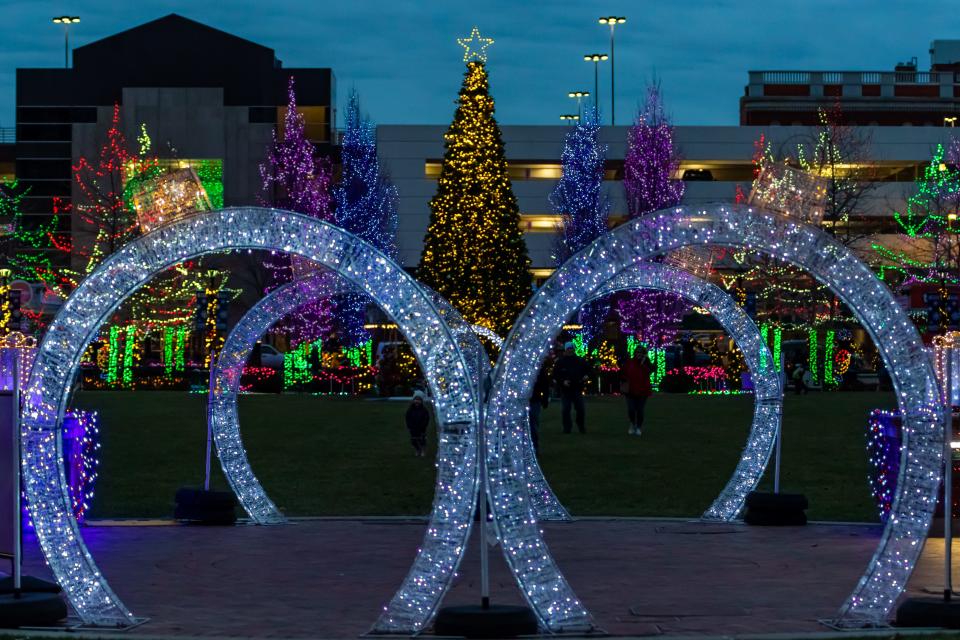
[748,70,956,98]
[0,128,14,144]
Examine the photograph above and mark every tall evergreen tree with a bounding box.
[551,108,610,345]
[260,77,335,345]
[418,60,531,335]
[618,85,687,348]
[333,91,398,348]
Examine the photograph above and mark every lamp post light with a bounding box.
[52,16,80,68]
[583,54,608,114]
[568,91,590,117]
[560,114,580,124]
[599,17,626,126]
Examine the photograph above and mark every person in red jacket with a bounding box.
[620,350,653,436]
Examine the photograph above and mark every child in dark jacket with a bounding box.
[405,390,430,457]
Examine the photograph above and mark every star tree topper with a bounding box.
[458,26,494,62]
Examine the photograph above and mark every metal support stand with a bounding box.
[0,358,68,626]
[203,363,214,492]
[173,356,237,525]
[945,411,954,602]
[433,349,537,638]
[742,354,808,526]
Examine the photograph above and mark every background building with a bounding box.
[15,14,335,267]
[379,123,960,273]
[741,40,960,126]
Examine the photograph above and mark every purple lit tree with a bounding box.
[260,77,335,346]
[551,108,610,346]
[618,85,687,348]
[332,91,399,349]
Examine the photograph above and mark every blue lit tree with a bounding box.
[333,91,399,348]
[551,108,610,346]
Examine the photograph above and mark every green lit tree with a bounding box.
[418,59,532,335]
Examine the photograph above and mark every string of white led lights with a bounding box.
[21,208,480,633]
[485,204,943,629]
[208,274,495,529]
[516,262,782,522]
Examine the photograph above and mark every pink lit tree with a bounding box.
[260,77,335,346]
[618,85,687,348]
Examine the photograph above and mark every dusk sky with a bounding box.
[0,1,956,129]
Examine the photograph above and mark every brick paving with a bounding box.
[15,518,956,637]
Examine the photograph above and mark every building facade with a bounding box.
[15,14,335,266]
[379,123,960,272]
[741,40,960,126]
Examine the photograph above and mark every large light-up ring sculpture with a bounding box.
[521,262,782,522]
[22,208,480,632]
[209,273,493,527]
[209,273,352,525]
[485,204,943,628]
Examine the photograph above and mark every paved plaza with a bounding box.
[15,517,959,637]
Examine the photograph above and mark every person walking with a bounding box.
[405,390,430,457]
[552,341,592,434]
[529,362,552,454]
[792,363,809,395]
[621,350,653,436]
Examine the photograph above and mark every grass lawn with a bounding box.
[73,389,897,521]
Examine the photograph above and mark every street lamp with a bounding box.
[560,114,580,123]
[52,16,80,68]
[584,54,608,114]
[568,91,590,117]
[598,16,626,126]
[945,116,958,127]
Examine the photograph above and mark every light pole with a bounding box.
[599,16,626,126]
[52,16,80,68]
[583,54,608,115]
[559,114,580,124]
[567,91,589,117]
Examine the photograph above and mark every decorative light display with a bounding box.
[647,346,666,390]
[618,84,688,348]
[626,335,639,358]
[551,108,610,346]
[22,208,482,633]
[486,204,944,628]
[283,339,322,389]
[622,84,684,218]
[668,365,730,391]
[0,340,99,524]
[825,329,836,386]
[457,26,494,62]
[333,91,399,349]
[208,272,494,531]
[130,167,212,233]
[516,262,781,526]
[867,409,902,521]
[418,58,532,336]
[664,245,714,279]
[748,162,828,224]
[808,329,819,385]
[260,77,336,346]
[934,332,960,405]
[773,326,782,371]
[874,143,960,293]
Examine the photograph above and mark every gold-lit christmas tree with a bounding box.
[418,30,532,336]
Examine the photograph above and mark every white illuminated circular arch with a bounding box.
[22,208,480,633]
[521,262,782,523]
[485,205,943,629]
[209,274,494,527]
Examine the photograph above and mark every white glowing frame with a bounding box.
[209,273,493,528]
[486,204,944,629]
[22,208,480,632]
[521,262,782,522]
